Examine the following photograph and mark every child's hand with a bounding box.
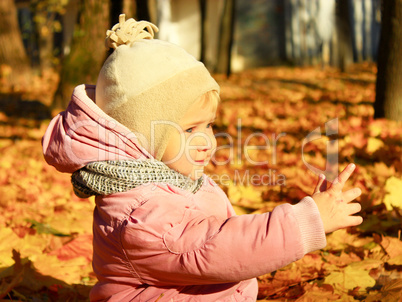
[312,164,363,234]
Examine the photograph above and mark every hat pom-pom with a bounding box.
[105,14,159,49]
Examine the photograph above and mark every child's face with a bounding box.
[161,96,217,180]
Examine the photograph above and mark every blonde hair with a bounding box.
[199,90,220,113]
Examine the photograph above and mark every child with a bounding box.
[42,15,363,302]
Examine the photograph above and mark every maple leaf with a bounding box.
[49,234,93,262]
[322,251,362,268]
[324,264,376,291]
[387,255,402,266]
[258,268,302,297]
[366,137,384,154]
[295,283,340,301]
[258,254,326,298]
[0,228,22,267]
[383,176,402,211]
[324,229,370,251]
[376,235,402,259]
[364,279,402,302]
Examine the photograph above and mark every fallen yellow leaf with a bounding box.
[383,176,402,210]
[324,264,376,290]
[366,137,384,154]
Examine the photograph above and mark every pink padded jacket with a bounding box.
[42,85,326,301]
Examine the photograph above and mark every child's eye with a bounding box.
[185,122,214,133]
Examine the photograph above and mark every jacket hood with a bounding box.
[42,84,151,173]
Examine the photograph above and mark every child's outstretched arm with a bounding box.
[311,163,363,234]
[119,188,327,286]
[115,168,362,288]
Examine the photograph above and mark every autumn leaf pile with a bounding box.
[0,63,401,301]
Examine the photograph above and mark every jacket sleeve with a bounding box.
[119,190,326,286]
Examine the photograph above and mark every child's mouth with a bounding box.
[194,158,210,165]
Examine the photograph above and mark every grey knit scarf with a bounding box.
[71,160,204,198]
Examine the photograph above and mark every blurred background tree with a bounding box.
[54,0,110,108]
[0,0,31,86]
[30,0,67,72]
[374,0,402,121]
[216,0,235,76]
[0,0,400,120]
[333,0,354,72]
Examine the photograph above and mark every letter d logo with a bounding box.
[302,118,338,182]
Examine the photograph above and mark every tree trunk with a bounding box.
[35,11,57,71]
[54,0,110,108]
[61,0,80,57]
[332,0,354,72]
[199,0,207,63]
[0,0,30,85]
[122,0,136,18]
[374,0,402,121]
[136,0,150,21]
[203,0,225,71]
[216,0,235,76]
[110,0,123,26]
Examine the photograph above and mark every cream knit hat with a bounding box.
[96,14,220,160]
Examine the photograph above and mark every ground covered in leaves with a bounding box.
[0,63,401,301]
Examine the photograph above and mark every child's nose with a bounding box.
[195,140,211,152]
[190,134,213,151]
